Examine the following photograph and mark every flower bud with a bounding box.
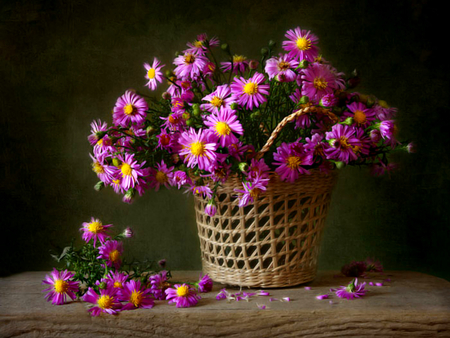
[261,47,269,56]
[406,142,416,153]
[378,99,389,108]
[146,126,156,135]
[162,92,171,100]
[182,112,191,120]
[334,161,345,169]
[238,162,249,172]
[99,282,107,290]
[123,188,135,204]
[299,95,309,105]
[249,59,259,70]
[341,117,354,125]
[297,60,309,69]
[123,227,133,238]
[186,119,195,126]
[165,69,173,77]
[268,39,276,48]
[221,43,229,52]
[94,181,105,191]
[230,102,239,110]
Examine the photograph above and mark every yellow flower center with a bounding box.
[109,250,121,263]
[233,55,247,63]
[353,110,367,125]
[147,68,156,79]
[339,137,350,149]
[243,82,258,95]
[112,179,121,186]
[168,114,179,124]
[313,77,328,90]
[88,221,103,234]
[176,285,190,297]
[296,37,312,51]
[184,53,196,64]
[194,40,203,48]
[113,281,123,288]
[97,295,114,309]
[54,279,69,294]
[96,138,103,146]
[210,96,223,108]
[124,104,137,116]
[250,188,261,199]
[130,290,144,307]
[190,141,206,156]
[278,61,290,70]
[121,163,132,177]
[215,121,231,136]
[92,161,104,174]
[155,171,168,183]
[286,156,302,169]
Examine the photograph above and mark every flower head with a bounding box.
[178,128,218,171]
[121,280,155,310]
[149,270,170,300]
[273,141,314,183]
[80,217,112,247]
[42,268,79,305]
[334,278,366,300]
[196,273,213,293]
[301,62,345,104]
[144,58,165,90]
[204,107,243,148]
[165,283,201,308]
[201,84,233,114]
[221,55,249,74]
[97,240,123,269]
[265,53,299,82]
[113,90,148,128]
[230,72,270,110]
[173,51,209,81]
[82,285,122,316]
[282,27,319,62]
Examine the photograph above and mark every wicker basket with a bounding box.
[193,106,339,288]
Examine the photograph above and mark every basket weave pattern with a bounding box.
[193,170,338,288]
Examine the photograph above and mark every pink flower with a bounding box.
[234,175,269,207]
[42,268,79,305]
[325,124,362,164]
[80,217,112,247]
[264,53,299,82]
[204,200,217,217]
[173,51,209,81]
[204,107,243,147]
[82,285,122,316]
[201,84,233,114]
[88,119,108,146]
[282,27,319,62]
[97,240,123,269]
[115,153,146,191]
[144,58,165,90]
[333,278,366,300]
[113,90,148,128]
[148,160,174,192]
[230,72,270,110]
[149,270,170,300]
[178,128,218,171]
[273,142,314,183]
[165,284,201,308]
[221,55,249,74]
[343,102,376,128]
[301,62,345,104]
[121,280,155,310]
[196,274,213,293]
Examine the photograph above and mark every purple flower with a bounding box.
[113,90,148,128]
[273,141,314,183]
[196,273,213,293]
[264,53,299,82]
[282,27,319,62]
[343,102,376,128]
[325,124,362,164]
[221,55,249,74]
[204,200,217,217]
[97,240,123,269]
[173,51,208,81]
[178,128,218,171]
[80,217,112,247]
[301,62,345,104]
[165,284,201,308]
[201,84,233,114]
[234,175,269,207]
[144,58,165,91]
[148,160,174,192]
[341,261,367,277]
[149,270,170,300]
[204,107,243,148]
[230,72,270,110]
[121,280,155,310]
[42,268,79,305]
[365,258,384,273]
[88,119,108,146]
[114,152,147,191]
[334,278,367,300]
[82,285,122,316]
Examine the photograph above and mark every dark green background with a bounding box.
[2,0,449,280]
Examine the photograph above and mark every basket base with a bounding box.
[202,260,317,288]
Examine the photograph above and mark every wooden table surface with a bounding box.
[1,270,449,337]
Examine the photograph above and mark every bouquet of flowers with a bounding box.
[88,26,412,215]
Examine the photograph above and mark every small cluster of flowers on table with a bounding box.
[42,217,213,315]
[87,26,413,212]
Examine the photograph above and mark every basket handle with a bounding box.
[255,105,339,160]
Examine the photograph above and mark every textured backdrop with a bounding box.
[1,0,449,280]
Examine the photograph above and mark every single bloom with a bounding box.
[273,141,314,183]
[80,217,112,247]
[201,84,233,114]
[204,200,217,217]
[149,270,170,300]
[42,268,79,305]
[325,124,362,164]
[144,57,165,91]
[121,279,155,311]
[221,54,249,74]
[97,240,124,269]
[343,102,376,128]
[165,283,201,308]
[264,53,299,82]
[114,152,147,191]
[112,90,148,128]
[173,51,209,81]
[88,119,108,146]
[148,160,175,192]
[234,175,269,208]
[196,273,213,293]
[204,107,244,148]
[333,278,367,300]
[82,285,122,316]
[178,128,218,171]
[282,27,319,62]
[230,72,270,110]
